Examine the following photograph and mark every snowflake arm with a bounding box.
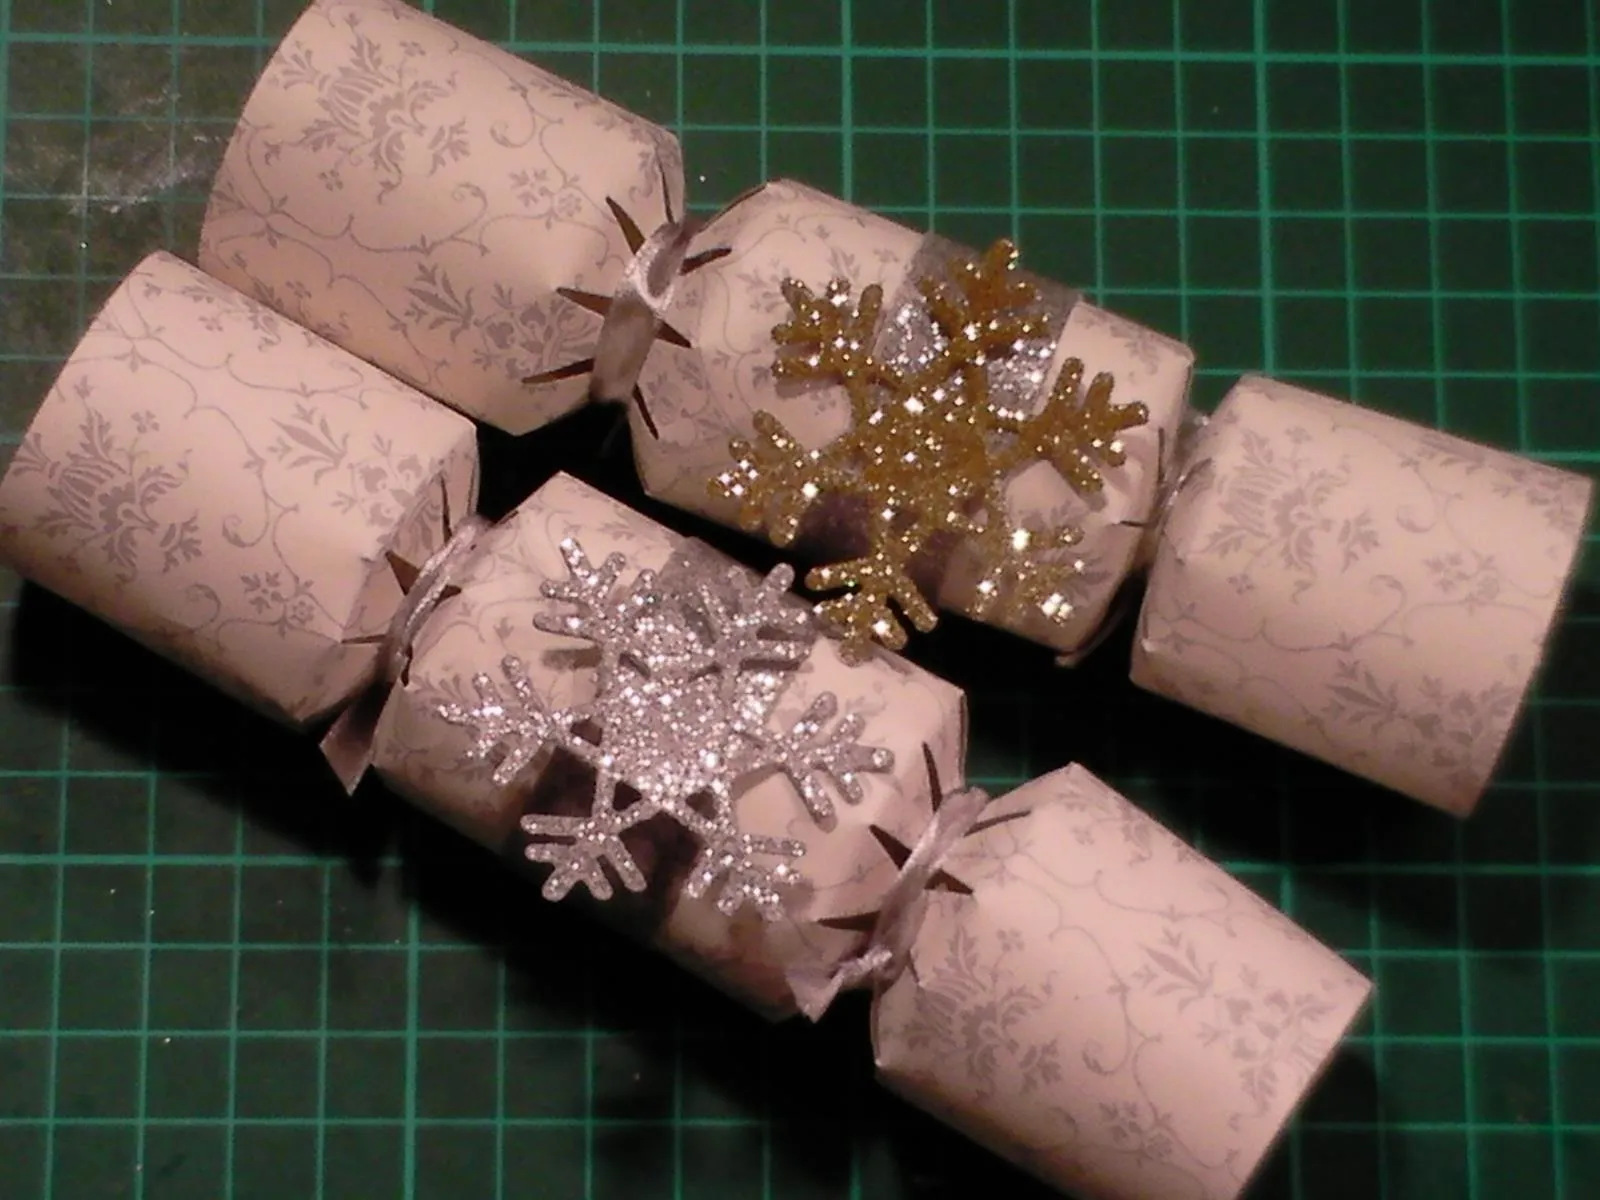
[770,277,900,417]
[532,537,660,686]
[712,410,857,545]
[683,828,808,921]
[806,553,939,655]
[689,562,815,694]
[916,239,1049,390]
[964,522,1087,629]
[641,780,812,921]
[744,692,896,825]
[435,656,562,787]
[998,359,1150,495]
[521,770,658,902]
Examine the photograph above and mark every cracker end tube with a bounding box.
[199,0,684,435]
[0,250,479,727]
[874,764,1372,1200]
[1132,376,1595,817]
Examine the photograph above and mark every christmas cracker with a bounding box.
[0,274,1369,1197]
[371,473,1371,1200]
[198,0,1593,817]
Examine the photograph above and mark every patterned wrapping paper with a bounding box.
[194,0,1194,657]
[632,180,1196,657]
[199,0,683,434]
[190,0,1588,815]
[370,470,970,1019]
[0,251,478,726]
[876,765,1372,1200]
[1131,377,1595,816]
[363,473,1370,1194]
[0,247,1369,1193]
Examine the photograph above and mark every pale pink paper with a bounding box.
[199,0,683,434]
[631,179,925,515]
[1132,376,1595,815]
[0,251,479,726]
[371,471,968,1019]
[875,764,1371,1200]
[632,179,1195,656]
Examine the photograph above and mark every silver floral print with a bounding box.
[0,251,478,726]
[874,765,1371,1200]
[1132,376,1594,815]
[200,0,683,434]
[8,400,202,582]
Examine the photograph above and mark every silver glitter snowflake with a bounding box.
[437,539,895,920]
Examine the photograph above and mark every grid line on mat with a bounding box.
[0,2,1598,1199]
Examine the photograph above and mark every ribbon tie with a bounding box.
[789,747,991,1021]
[320,511,493,792]
[1053,412,1215,667]
[590,217,696,406]
[1128,409,1213,577]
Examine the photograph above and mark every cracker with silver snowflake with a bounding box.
[711,238,1150,659]
[436,538,894,920]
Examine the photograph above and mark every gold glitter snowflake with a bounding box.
[711,239,1150,658]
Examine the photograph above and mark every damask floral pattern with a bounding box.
[9,396,202,582]
[370,472,969,1020]
[1133,376,1594,815]
[873,765,1370,1200]
[1197,426,1381,596]
[0,251,478,727]
[898,923,1062,1100]
[275,29,460,197]
[1412,428,1589,538]
[200,0,683,434]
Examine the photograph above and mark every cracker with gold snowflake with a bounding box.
[710,239,1149,658]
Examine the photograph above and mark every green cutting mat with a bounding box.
[2,1,1599,1197]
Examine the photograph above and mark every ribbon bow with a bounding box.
[525,192,728,437]
[788,746,992,1021]
[320,506,493,792]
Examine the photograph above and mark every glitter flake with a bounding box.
[437,540,894,919]
[711,238,1150,657]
